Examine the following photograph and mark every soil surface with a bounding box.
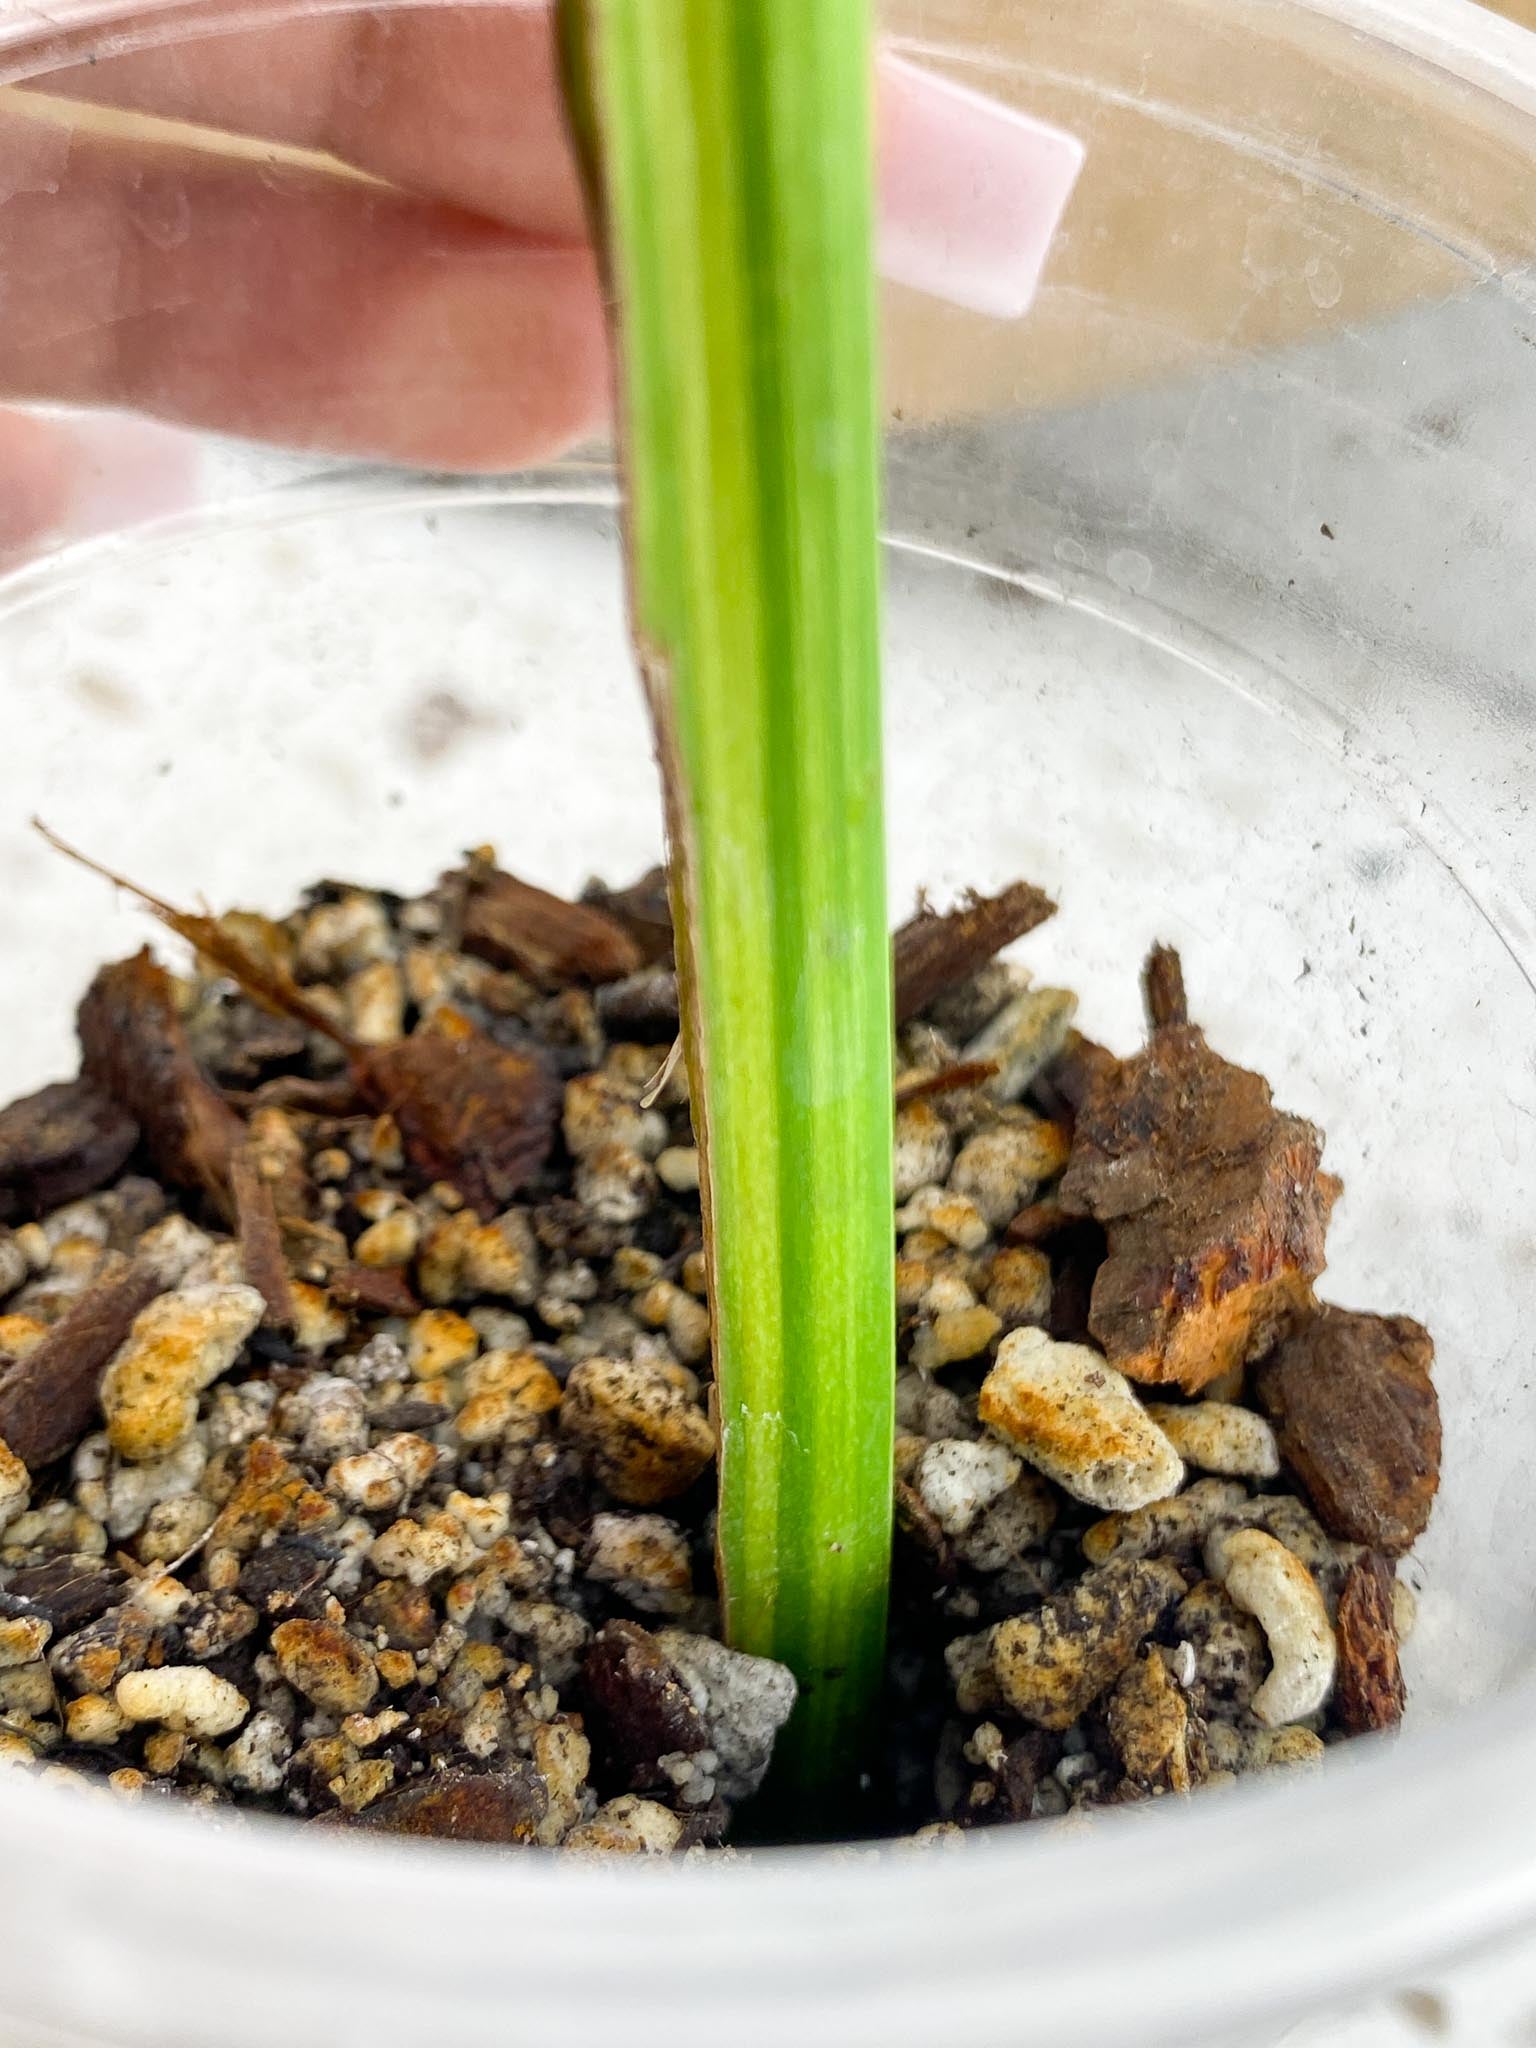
[0,853,1436,1849]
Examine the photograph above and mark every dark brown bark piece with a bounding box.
[1058,1023,1338,1391]
[581,866,676,967]
[347,1765,549,1843]
[0,1078,139,1225]
[196,1005,310,1088]
[892,881,1056,1027]
[594,966,680,1040]
[330,1264,422,1318]
[0,1555,128,1631]
[580,1618,707,1790]
[1252,1306,1439,1555]
[373,1398,448,1433]
[1334,1553,1407,1733]
[0,1256,165,1467]
[994,1730,1060,1822]
[230,1145,295,1329]
[459,863,643,987]
[237,1536,338,1619]
[361,1015,559,1219]
[77,950,246,1217]
[1142,943,1188,1031]
[226,1075,364,1116]
[1042,1222,1108,1347]
[49,848,559,1222]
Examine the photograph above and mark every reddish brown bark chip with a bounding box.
[1142,943,1189,1032]
[228,1075,364,1117]
[580,1619,708,1789]
[0,1078,139,1225]
[1334,1553,1408,1733]
[345,1765,549,1843]
[0,1257,166,1467]
[892,881,1056,1027]
[361,1015,559,1219]
[230,1145,295,1330]
[1252,1306,1440,1556]
[459,862,644,987]
[1030,1031,1119,1127]
[77,951,246,1215]
[1058,1023,1338,1392]
[51,840,555,1226]
[329,1264,422,1319]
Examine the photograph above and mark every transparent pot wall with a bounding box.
[2,0,1536,1893]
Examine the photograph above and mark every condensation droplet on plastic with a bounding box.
[1305,255,1344,310]
[1055,537,1088,568]
[1108,549,1153,595]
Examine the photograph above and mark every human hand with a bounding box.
[0,5,1081,558]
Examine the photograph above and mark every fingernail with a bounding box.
[876,52,1085,319]
[56,414,202,541]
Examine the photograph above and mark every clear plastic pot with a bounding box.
[2,1,1536,2041]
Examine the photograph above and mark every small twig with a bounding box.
[34,819,350,1048]
[165,1525,216,1579]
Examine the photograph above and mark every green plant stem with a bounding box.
[560,0,893,1790]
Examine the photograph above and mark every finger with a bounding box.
[0,109,608,469]
[0,409,71,558]
[18,5,588,245]
[26,16,1086,316]
[0,408,200,566]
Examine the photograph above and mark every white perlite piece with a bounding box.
[0,1438,30,1530]
[892,1104,954,1204]
[979,1327,1184,1511]
[116,1666,250,1738]
[955,1472,1058,1572]
[101,1283,265,1462]
[135,1214,215,1288]
[585,1513,694,1617]
[566,1795,685,1856]
[1142,1401,1280,1480]
[282,1375,368,1464]
[894,1185,990,1252]
[0,1615,50,1668]
[104,1436,207,1542]
[370,1513,475,1587]
[948,1122,1063,1228]
[655,1146,701,1195]
[225,1710,293,1795]
[653,1630,797,1802]
[328,1432,438,1513]
[1206,1527,1337,1727]
[916,1438,1021,1537]
[962,986,1077,1102]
